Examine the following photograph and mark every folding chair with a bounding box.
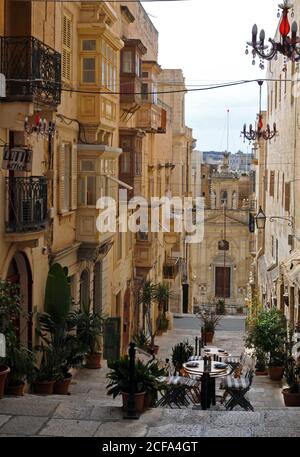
[155,376,200,408]
[223,369,255,411]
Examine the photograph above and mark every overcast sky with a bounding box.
[142,0,279,153]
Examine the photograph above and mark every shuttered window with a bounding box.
[58,143,76,213]
[62,14,72,81]
[269,170,275,197]
[285,182,291,212]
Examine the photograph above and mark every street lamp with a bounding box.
[255,207,267,230]
[255,206,294,229]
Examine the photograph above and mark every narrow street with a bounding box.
[0,316,299,438]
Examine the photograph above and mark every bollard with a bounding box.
[124,342,139,420]
[195,337,198,356]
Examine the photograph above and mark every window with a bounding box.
[269,170,275,197]
[135,152,142,176]
[120,151,131,174]
[80,270,89,309]
[285,182,291,212]
[82,39,96,51]
[62,14,72,81]
[221,191,228,206]
[117,231,122,260]
[141,83,148,101]
[79,159,96,206]
[211,191,216,209]
[63,144,72,211]
[82,57,96,83]
[122,50,133,73]
[137,231,149,241]
[101,40,117,91]
[232,191,237,209]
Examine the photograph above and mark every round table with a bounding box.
[183,361,231,410]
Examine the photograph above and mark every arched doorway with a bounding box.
[122,288,131,354]
[6,252,32,349]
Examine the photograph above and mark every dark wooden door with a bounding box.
[215,267,231,298]
[103,318,121,361]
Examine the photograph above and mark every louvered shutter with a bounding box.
[58,144,65,214]
[71,144,77,210]
[285,182,291,212]
[62,15,72,81]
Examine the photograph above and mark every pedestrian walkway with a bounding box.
[0,316,299,437]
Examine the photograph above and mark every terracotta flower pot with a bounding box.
[144,391,158,410]
[53,374,72,395]
[0,365,10,399]
[5,381,25,397]
[255,370,268,376]
[204,332,214,344]
[268,366,285,381]
[32,380,55,395]
[122,391,145,414]
[282,388,300,407]
[85,353,101,369]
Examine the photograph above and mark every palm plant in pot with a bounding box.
[0,280,23,398]
[139,281,158,354]
[282,356,300,407]
[132,330,151,352]
[196,305,221,344]
[77,301,104,369]
[4,331,35,396]
[155,283,170,335]
[31,343,60,395]
[172,340,194,375]
[106,356,156,413]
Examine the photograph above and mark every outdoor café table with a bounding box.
[183,361,231,410]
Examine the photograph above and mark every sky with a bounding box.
[142,0,279,153]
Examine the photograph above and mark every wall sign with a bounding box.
[2,146,32,171]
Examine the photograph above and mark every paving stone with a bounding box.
[90,406,124,421]
[39,419,99,437]
[53,403,94,420]
[161,408,209,425]
[0,416,48,436]
[251,426,300,437]
[208,411,262,427]
[204,426,252,437]
[263,410,300,425]
[147,424,204,437]
[0,415,12,428]
[95,421,147,437]
[0,398,59,417]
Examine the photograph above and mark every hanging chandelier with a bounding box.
[24,114,56,139]
[241,81,278,143]
[246,1,300,69]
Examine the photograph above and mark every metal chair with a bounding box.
[223,369,255,411]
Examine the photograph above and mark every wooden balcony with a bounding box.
[136,104,166,133]
[163,260,180,280]
[134,238,156,270]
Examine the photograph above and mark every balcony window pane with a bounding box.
[64,144,72,211]
[121,151,131,173]
[141,83,148,101]
[87,176,96,205]
[82,57,96,83]
[123,50,133,73]
[135,152,142,176]
[81,160,95,172]
[82,39,96,51]
[79,177,86,206]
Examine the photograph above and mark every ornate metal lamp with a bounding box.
[246,1,300,69]
[241,81,278,143]
[24,114,56,139]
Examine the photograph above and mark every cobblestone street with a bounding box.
[0,316,299,437]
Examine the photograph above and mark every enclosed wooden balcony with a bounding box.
[134,233,156,270]
[163,259,180,280]
[136,104,167,134]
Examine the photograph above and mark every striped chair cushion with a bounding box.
[188,356,203,361]
[221,375,250,390]
[158,376,198,387]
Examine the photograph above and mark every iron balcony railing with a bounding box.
[5,176,48,233]
[0,36,61,105]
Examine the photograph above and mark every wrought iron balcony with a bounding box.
[5,176,48,233]
[0,36,61,106]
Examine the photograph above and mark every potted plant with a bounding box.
[132,330,151,352]
[0,280,23,398]
[172,340,194,375]
[37,264,85,394]
[282,356,300,407]
[4,332,35,396]
[106,356,157,413]
[143,359,167,409]
[196,306,221,344]
[253,348,268,376]
[155,283,170,334]
[77,301,104,369]
[139,282,158,354]
[245,308,287,381]
[216,299,226,316]
[31,344,60,395]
